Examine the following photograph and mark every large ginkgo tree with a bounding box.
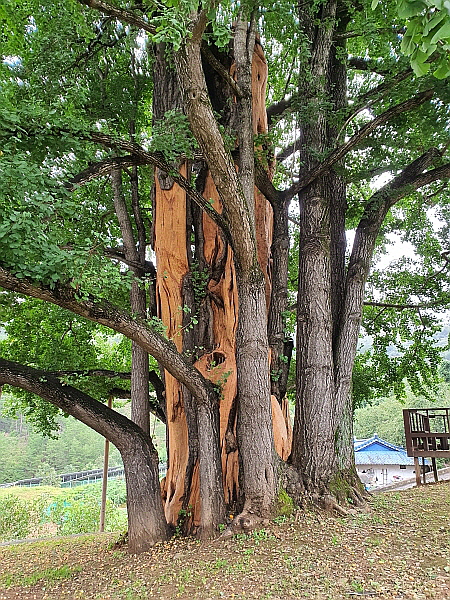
[0,0,449,553]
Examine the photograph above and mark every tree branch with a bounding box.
[51,369,131,378]
[200,44,243,98]
[335,27,405,40]
[103,247,155,273]
[77,0,156,35]
[68,155,148,189]
[0,264,215,407]
[63,19,128,73]
[87,133,232,243]
[282,89,434,202]
[0,357,150,451]
[361,149,446,224]
[276,135,303,163]
[254,157,283,208]
[364,300,448,310]
[347,57,403,75]
[356,68,414,108]
[107,386,131,398]
[50,368,166,422]
[266,96,294,127]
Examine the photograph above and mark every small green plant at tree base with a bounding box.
[236,528,274,545]
[179,568,193,582]
[276,488,295,517]
[174,505,192,536]
[251,528,274,543]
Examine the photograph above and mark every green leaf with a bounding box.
[401,34,416,54]
[433,57,450,77]
[411,57,431,75]
[397,0,428,19]
[429,19,450,44]
[423,10,447,35]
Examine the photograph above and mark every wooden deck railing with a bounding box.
[403,408,450,486]
[403,408,450,457]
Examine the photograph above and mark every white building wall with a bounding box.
[357,464,416,487]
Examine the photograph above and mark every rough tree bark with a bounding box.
[289,2,446,508]
[111,169,150,435]
[0,358,170,554]
[289,1,369,507]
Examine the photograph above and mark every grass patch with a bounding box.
[1,565,82,587]
[0,483,449,599]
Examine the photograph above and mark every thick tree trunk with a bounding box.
[236,267,277,517]
[0,358,170,553]
[291,1,362,501]
[292,178,336,488]
[153,45,226,534]
[122,437,170,553]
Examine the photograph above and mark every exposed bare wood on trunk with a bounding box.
[195,179,240,507]
[154,33,287,529]
[153,163,191,526]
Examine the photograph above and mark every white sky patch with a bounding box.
[376,235,416,268]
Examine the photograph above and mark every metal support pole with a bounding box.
[422,457,427,484]
[99,395,113,533]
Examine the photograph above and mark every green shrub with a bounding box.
[0,484,127,542]
[48,492,127,535]
[0,494,30,541]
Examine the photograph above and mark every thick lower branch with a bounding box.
[0,265,215,408]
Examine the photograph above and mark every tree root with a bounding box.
[217,511,270,540]
[320,494,353,516]
[301,475,370,518]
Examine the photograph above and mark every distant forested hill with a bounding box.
[0,393,166,484]
[354,378,450,447]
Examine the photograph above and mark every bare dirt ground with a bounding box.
[0,481,449,600]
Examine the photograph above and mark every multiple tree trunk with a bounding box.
[1,0,449,553]
[154,29,290,531]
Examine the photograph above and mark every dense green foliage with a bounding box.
[0,481,127,542]
[0,299,133,432]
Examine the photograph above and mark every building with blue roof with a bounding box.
[354,434,428,488]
